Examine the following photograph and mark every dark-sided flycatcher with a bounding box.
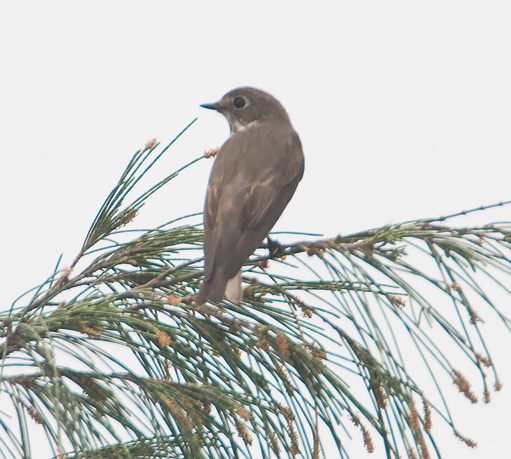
[196,87,304,305]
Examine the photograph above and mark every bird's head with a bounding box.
[201,87,290,133]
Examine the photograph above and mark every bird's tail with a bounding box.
[196,270,242,305]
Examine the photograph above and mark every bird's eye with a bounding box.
[233,96,247,109]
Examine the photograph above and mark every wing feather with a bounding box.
[199,121,304,302]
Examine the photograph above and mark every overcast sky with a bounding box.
[1,2,511,458]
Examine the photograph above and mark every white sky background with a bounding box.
[1,1,511,458]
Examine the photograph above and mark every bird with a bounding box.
[195,87,305,305]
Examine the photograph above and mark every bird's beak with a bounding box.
[200,102,221,111]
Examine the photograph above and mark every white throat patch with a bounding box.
[232,119,260,133]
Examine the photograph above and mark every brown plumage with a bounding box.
[196,87,304,305]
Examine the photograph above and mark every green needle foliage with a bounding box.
[2,122,511,459]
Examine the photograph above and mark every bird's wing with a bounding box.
[206,124,303,226]
[204,186,220,231]
[203,123,304,282]
[240,146,304,229]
